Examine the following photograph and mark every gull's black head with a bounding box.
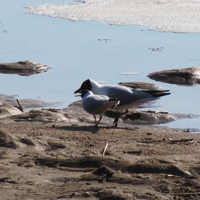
[74,79,92,94]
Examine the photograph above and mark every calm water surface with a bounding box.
[1,0,200,130]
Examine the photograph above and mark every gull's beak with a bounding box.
[74,88,81,94]
[75,94,81,97]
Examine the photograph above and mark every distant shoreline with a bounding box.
[24,0,200,33]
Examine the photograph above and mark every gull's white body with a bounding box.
[80,90,120,126]
[75,79,170,126]
[82,91,119,115]
[87,79,167,110]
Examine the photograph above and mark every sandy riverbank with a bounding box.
[0,105,200,200]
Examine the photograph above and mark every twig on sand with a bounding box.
[102,142,108,155]
[173,192,200,196]
[16,99,24,112]
[168,138,194,144]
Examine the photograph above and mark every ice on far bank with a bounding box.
[24,0,200,33]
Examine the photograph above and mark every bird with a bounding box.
[76,90,120,126]
[74,79,171,126]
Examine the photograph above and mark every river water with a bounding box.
[1,0,200,130]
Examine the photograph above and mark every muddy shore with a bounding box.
[0,103,200,200]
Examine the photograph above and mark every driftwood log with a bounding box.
[118,81,162,90]
[0,60,51,76]
[148,67,200,85]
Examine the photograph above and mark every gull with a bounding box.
[76,90,120,126]
[74,79,171,126]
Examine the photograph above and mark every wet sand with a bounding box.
[0,106,200,199]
